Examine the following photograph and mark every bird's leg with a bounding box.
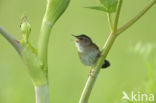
[89,67,95,77]
[89,68,93,76]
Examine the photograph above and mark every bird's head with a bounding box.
[72,34,92,48]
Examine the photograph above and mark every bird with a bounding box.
[72,34,110,69]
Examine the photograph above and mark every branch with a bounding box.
[79,33,117,103]
[79,0,155,102]
[79,1,123,103]
[107,13,113,31]
[117,0,156,35]
[0,26,22,55]
[113,0,123,33]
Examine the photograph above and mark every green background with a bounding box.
[0,0,156,103]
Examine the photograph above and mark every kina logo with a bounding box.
[122,91,155,102]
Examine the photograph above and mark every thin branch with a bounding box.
[113,0,123,33]
[0,26,22,55]
[79,0,156,103]
[107,13,113,31]
[79,33,117,103]
[78,1,123,103]
[117,0,156,35]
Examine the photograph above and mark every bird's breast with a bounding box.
[79,49,99,66]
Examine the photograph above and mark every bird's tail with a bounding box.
[102,59,110,69]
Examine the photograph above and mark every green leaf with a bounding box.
[86,6,107,12]
[100,0,118,13]
[46,0,70,24]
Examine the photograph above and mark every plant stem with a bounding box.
[79,33,117,103]
[79,0,155,103]
[113,0,123,33]
[107,13,113,31]
[35,84,49,103]
[37,0,70,102]
[0,26,22,55]
[79,1,123,102]
[37,0,54,80]
[117,0,156,35]
[38,20,53,77]
[38,0,70,78]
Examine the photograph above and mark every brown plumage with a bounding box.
[73,34,110,68]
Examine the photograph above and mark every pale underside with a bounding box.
[75,42,99,66]
[79,49,99,66]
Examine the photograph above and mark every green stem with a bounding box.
[37,0,69,102]
[79,1,123,103]
[35,84,49,103]
[0,26,22,55]
[113,0,123,33]
[38,0,70,79]
[107,13,113,31]
[1,0,70,103]
[38,20,53,78]
[79,0,155,103]
[117,0,156,35]
[79,33,117,103]
[38,0,54,79]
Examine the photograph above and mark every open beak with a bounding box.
[72,34,79,42]
[72,34,78,38]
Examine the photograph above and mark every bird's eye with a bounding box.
[79,37,83,40]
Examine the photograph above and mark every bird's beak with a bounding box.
[72,34,79,42]
[72,34,78,38]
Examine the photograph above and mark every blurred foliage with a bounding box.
[121,44,156,103]
[144,60,156,99]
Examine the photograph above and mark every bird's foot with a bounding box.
[89,68,95,77]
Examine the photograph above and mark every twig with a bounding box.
[0,26,22,55]
[79,33,116,103]
[107,13,113,31]
[79,0,155,103]
[117,0,156,35]
[79,0,123,102]
[113,0,123,33]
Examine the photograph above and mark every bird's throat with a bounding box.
[75,42,87,52]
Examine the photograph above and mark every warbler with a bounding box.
[73,34,110,69]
